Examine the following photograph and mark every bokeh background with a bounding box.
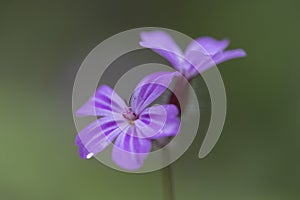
[1,0,300,199]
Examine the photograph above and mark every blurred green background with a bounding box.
[1,0,300,199]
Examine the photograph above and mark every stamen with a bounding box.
[122,107,138,125]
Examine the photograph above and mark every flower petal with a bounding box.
[213,49,247,65]
[112,132,151,170]
[183,50,214,78]
[140,31,184,72]
[185,36,229,56]
[134,105,167,138]
[130,71,177,114]
[182,37,229,78]
[184,48,246,78]
[76,85,127,117]
[75,116,128,159]
[75,136,91,159]
[152,117,180,139]
[147,105,180,139]
[134,104,179,139]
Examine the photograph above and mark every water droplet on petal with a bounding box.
[86,153,94,159]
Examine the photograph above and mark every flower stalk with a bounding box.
[162,164,174,200]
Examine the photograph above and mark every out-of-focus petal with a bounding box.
[75,116,128,159]
[213,49,247,65]
[76,85,127,117]
[112,131,151,170]
[183,37,229,78]
[140,31,184,72]
[185,36,229,56]
[130,71,178,114]
[184,48,246,78]
[183,50,214,78]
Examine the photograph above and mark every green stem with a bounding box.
[160,75,189,200]
[162,164,175,200]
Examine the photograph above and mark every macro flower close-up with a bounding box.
[140,31,246,79]
[75,72,180,170]
[2,1,300,200]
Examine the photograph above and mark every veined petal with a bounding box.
[130,71,177,114]
[76,85,127,117]
[140,31,184,72]
[75,136,91,159]
[147,105,180,139]
[134,105,168,138]
[185,36,229,56]
[112,132,151,170]
[75,116,128,159]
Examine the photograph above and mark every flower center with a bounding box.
[122,107,137,125]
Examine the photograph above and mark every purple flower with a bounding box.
[75,72,180,170]
[140,31,246,79]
